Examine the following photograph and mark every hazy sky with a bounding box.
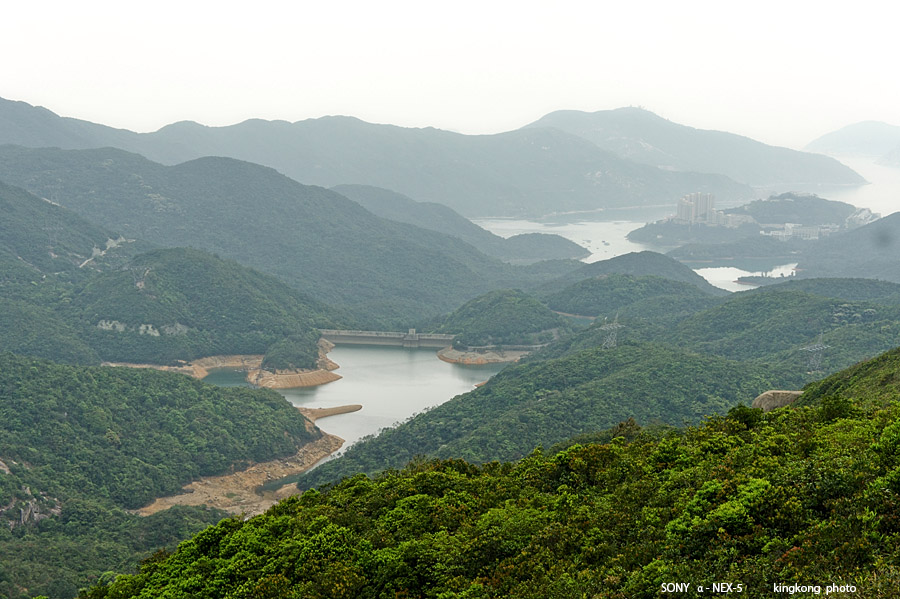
[3,1,897,149]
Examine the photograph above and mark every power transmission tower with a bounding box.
[600,313,624,349]
[126,266,150,288]
[43,213,63,249]
[801,334,829,372]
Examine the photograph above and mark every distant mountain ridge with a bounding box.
[525,107,865,188]
[806,120,900,159]
[0,96,755,217]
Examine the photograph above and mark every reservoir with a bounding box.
[203,345,505,450]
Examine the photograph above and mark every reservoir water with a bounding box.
[203,158,899,456]
[203,346,505,451]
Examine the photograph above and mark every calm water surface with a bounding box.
[204,346,505,451]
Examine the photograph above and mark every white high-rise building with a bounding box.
[674,193,715,224]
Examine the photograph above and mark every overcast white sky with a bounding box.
[2,1,897,149]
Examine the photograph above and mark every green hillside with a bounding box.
[545,251,727,296]
[0,179,143,278]
[0,177,348,366]
[434,289,568,347]
[0,146,582,325]
[0,353,319,599]
[0,297,99,365]
[545,286,900,387]
[665,290,900,367]
[750,277,900,304]
[67,247,342,365]
[84,345,900,598]
[542,273,714,318]
[798,345,900,410]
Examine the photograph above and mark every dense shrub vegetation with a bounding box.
[82,347,900,597]
[435,289,568,347]
[541,273,713,317]
[0,353,319,598]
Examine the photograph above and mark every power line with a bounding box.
[599,313,624,349]
[801,334,829,372]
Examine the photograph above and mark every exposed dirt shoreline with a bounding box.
[437,347,529,364]
[135,411,360,517]
[103,339,342,389]
[296,404,363,422]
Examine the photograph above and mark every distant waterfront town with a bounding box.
[670,192,879,241]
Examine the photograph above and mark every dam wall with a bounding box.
[319,329,454,349]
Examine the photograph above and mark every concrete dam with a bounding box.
[319,329,455,349]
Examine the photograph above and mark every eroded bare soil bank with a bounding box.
[104,339,342,388]
[136,429,344,517]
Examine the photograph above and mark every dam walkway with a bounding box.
[319,329,455,349]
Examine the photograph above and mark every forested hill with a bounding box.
[541,272,716,318]
[0,179,145,280]
[749,277,900,304]
[83,346,900,598]
[543,251,727,296]
[525,107,865,188]
[433,288,569,347]
[332,184,589,262]
[0,185,347,365]
[544,285,900,385]
[65,247,345,365]
[0,97,753,217]
[0,145,582,325]
[0,353,319,599]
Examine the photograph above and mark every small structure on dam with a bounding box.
[319,329,455,349]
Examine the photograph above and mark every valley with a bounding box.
[2,91,900,599]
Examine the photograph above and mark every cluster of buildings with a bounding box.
[760,222,840,241]
[669,193,880,240]
[672,193,755,228]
